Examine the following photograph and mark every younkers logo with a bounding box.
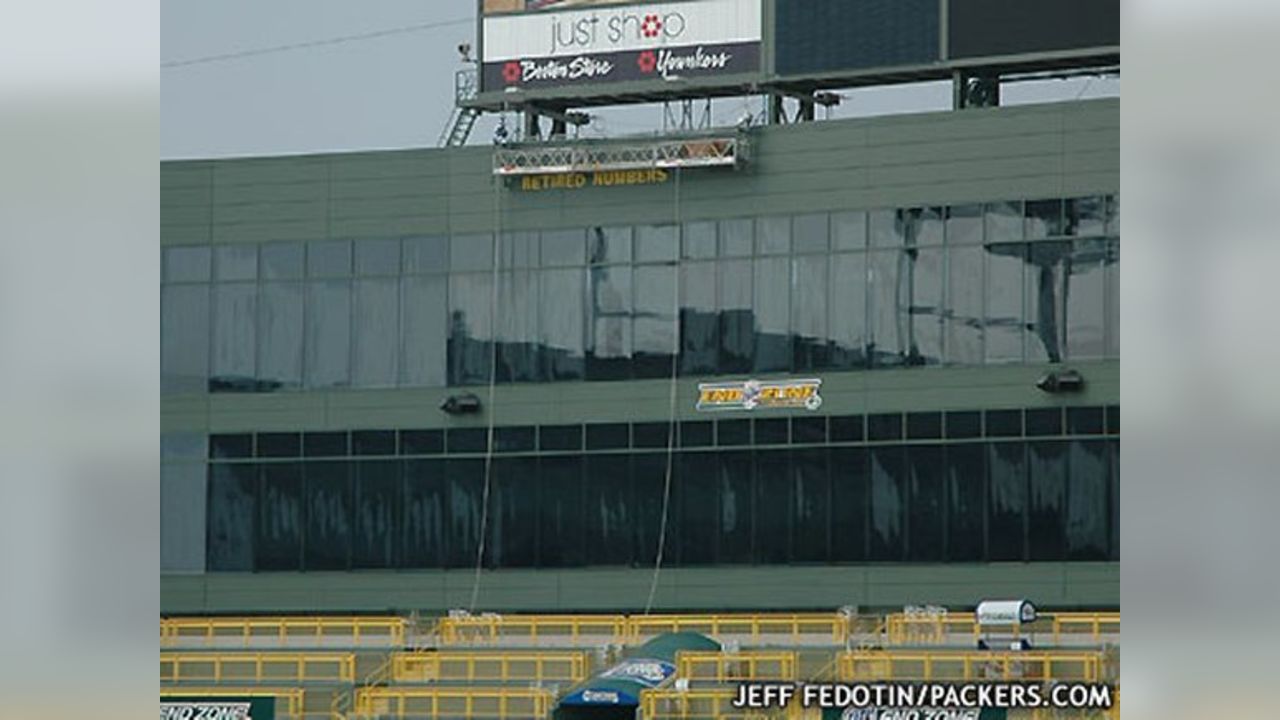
[550,10,687,54]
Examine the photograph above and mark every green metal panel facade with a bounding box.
[161,98,1118,614]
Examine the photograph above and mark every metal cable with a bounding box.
[644,167,682,615]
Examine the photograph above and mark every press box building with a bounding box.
[160,0,1120,614]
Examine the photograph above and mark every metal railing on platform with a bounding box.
[434,612,849,646]
[837,650,1107,682]
[161,616,407,647]
[161,688,306,719]
[883,612,1119,646]
[161,652,356,684]
[676,650,799,682]
[641,687,803,720]
[391,650,589,683]
[353,687,554,720]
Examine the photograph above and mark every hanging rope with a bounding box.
[468,159,505,613]
[644,167,683,615]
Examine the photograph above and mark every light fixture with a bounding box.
[439,393,482,415]
[1036,369,1085,393]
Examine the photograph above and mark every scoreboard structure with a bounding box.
[467,0,1119,113]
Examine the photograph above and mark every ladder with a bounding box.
[439,106,480,147]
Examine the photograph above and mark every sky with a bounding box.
[161,0,1119,159]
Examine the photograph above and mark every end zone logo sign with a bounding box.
[482,0,761,90]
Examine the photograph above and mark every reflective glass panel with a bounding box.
[1028,441,1067,560]
[753,256,791,372]
[830,448,868,561]
[402,236,449,274]
[868,250,906,367]
[447,273,493,385]
[680,262,718,375]
[164,246,212,283]
[985,201,1023,243]
[588,226,632,265]
[540,268,585,380]
[946,444,985,561]
[1066,239,1107,359]
[214,245,258,281]
[947,245,984,364]
[400,275,448,387]
[1067,440,1109,560]
[541,229,585,267]
[304,280,352,388]
[304,462,352,570]
[988,442,1026,561]
[451,233,495,272]
[496,270,540,383]
[717,259,753,374]
[793,213,829,254]
[869,209,904,247]
[261,242,304,280]
[587,264,633,380]
[832,211,868,251]
[985,243,1025,363]
[719,218,754,257]
[352,278,400,387]
[161,284,209,393]
[756,216,791,255]
[869,447,905,560]
[792,255,829,371]
[635,224,678,263]
[682,221,717,259]
[257,282,303,390]
[946,204,983,245]
[355,238,401,276]
[353,461,400,569]
[403,460,446,567]
[908,247,944,365]
[906,445,945,561]
[210,282,257,391]
[307,240,352,277]
[1026,241,1069,363]
[1026,198,1065,239]
[828,253,867,370]
[633,264,676,378]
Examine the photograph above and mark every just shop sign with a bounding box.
[481,0,761,90]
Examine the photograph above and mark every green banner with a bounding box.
[821,709,1006,720]
[160,696,275,720]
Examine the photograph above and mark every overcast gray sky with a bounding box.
[161,0,1118,159]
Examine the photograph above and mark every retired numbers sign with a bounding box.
[697,378,822,412]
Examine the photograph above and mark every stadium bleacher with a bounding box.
[160,610,1119,719]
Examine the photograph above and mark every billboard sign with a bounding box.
[697,378,823,412]
[483,0,653,14]
[481,0,762,91]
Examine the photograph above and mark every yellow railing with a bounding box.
[161,652,356,684]
[435,613,849,646]
[161,616,407,647]
[161,688,306,720]
[838,650,1107,683]
[641,688,804,720]
[631,614,849,644]
[353,687,553,719]
[884,612,1120,646]
[436,613,627,646]
[676,651,799,682]
[391,650,589,683]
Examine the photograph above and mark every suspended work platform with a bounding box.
[493,133,748,177]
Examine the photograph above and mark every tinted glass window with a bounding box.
[717,258,753,374]
[677,452,719,564]
[985,243,1025,362]
[792,255,829,372]
[1025,408,1063,437]
[307,240,352,277]
[633,265,676,378]
[718,451,754,563]
[1067,440,1109,560]
[1026,199,1065,239]
[907,207,945,246]
[1067,238,1108,359]
[719,218,754,257]
[633,453,674,565]
[303,432,347,458]
[909,247,944,365]
[946,245,984,364]
[257,282,303,390]
[352,430,396,456]
[586,423,629,450]
[161,284,210,393]
[443,459,484,567]
[756,216,791,255]
[257,433,301,458]
[832,211,867,251]
[753,257,791,372]
[682,221,717,259]
[489,457,536,568]
[495,270,540,384]
[907,412,942,439]
[947,443,985,561]
[793,449,830,562]
[206,464,256,571]
[261,242,305,279]
[584,455,633,565]
[680,262,719,376]
[353,461,400,569]
[164,246,212,283]
[587,263,633,381]
[353,278,399,387]
[635,224,678,263]
[448,273,493,385]
[402,236,449,274]
[541,229,585,267]
[1026,241,1069,363]
[304,461,352,570]
[494,426,536,453]
[867,413,903,442]
[679,421,713,448]
[633,422,672,449]
[400,429,443,455]
[946,204,983,245]
[868,250,905,367]
[985,201,1023,243]
[755,451,792,563]
[1067,196,1107,237]
[754,418,788,444]
[355,238,400,276]
[210,433,253,459]
[1106,405,1120,435]
[539,456,584,567]
[1067,406,1105,435]
[793,213,829,254]
[906,445,945,561]
[540,268,586,381]
[1028,441,1067,560]
[791,416,827,444]
[451,233,494,272]
[869,209,904,247]
[588,226,632,264]
[717,419,750,446]
[210,283,257,391]
[402,459,447,567]
[830,448,868,561]
[540,424,582,451]
[401,275,448,387]
[869,447,906,560]
[829,415,864,442]
[258,463,303,571]
[828,253,867,370]
[304,280,351,388]
[446,428,488,454]
[214,245,258,281]
[987,442,1026,561]
[945,411,982,439]
[985,410,1021,437]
